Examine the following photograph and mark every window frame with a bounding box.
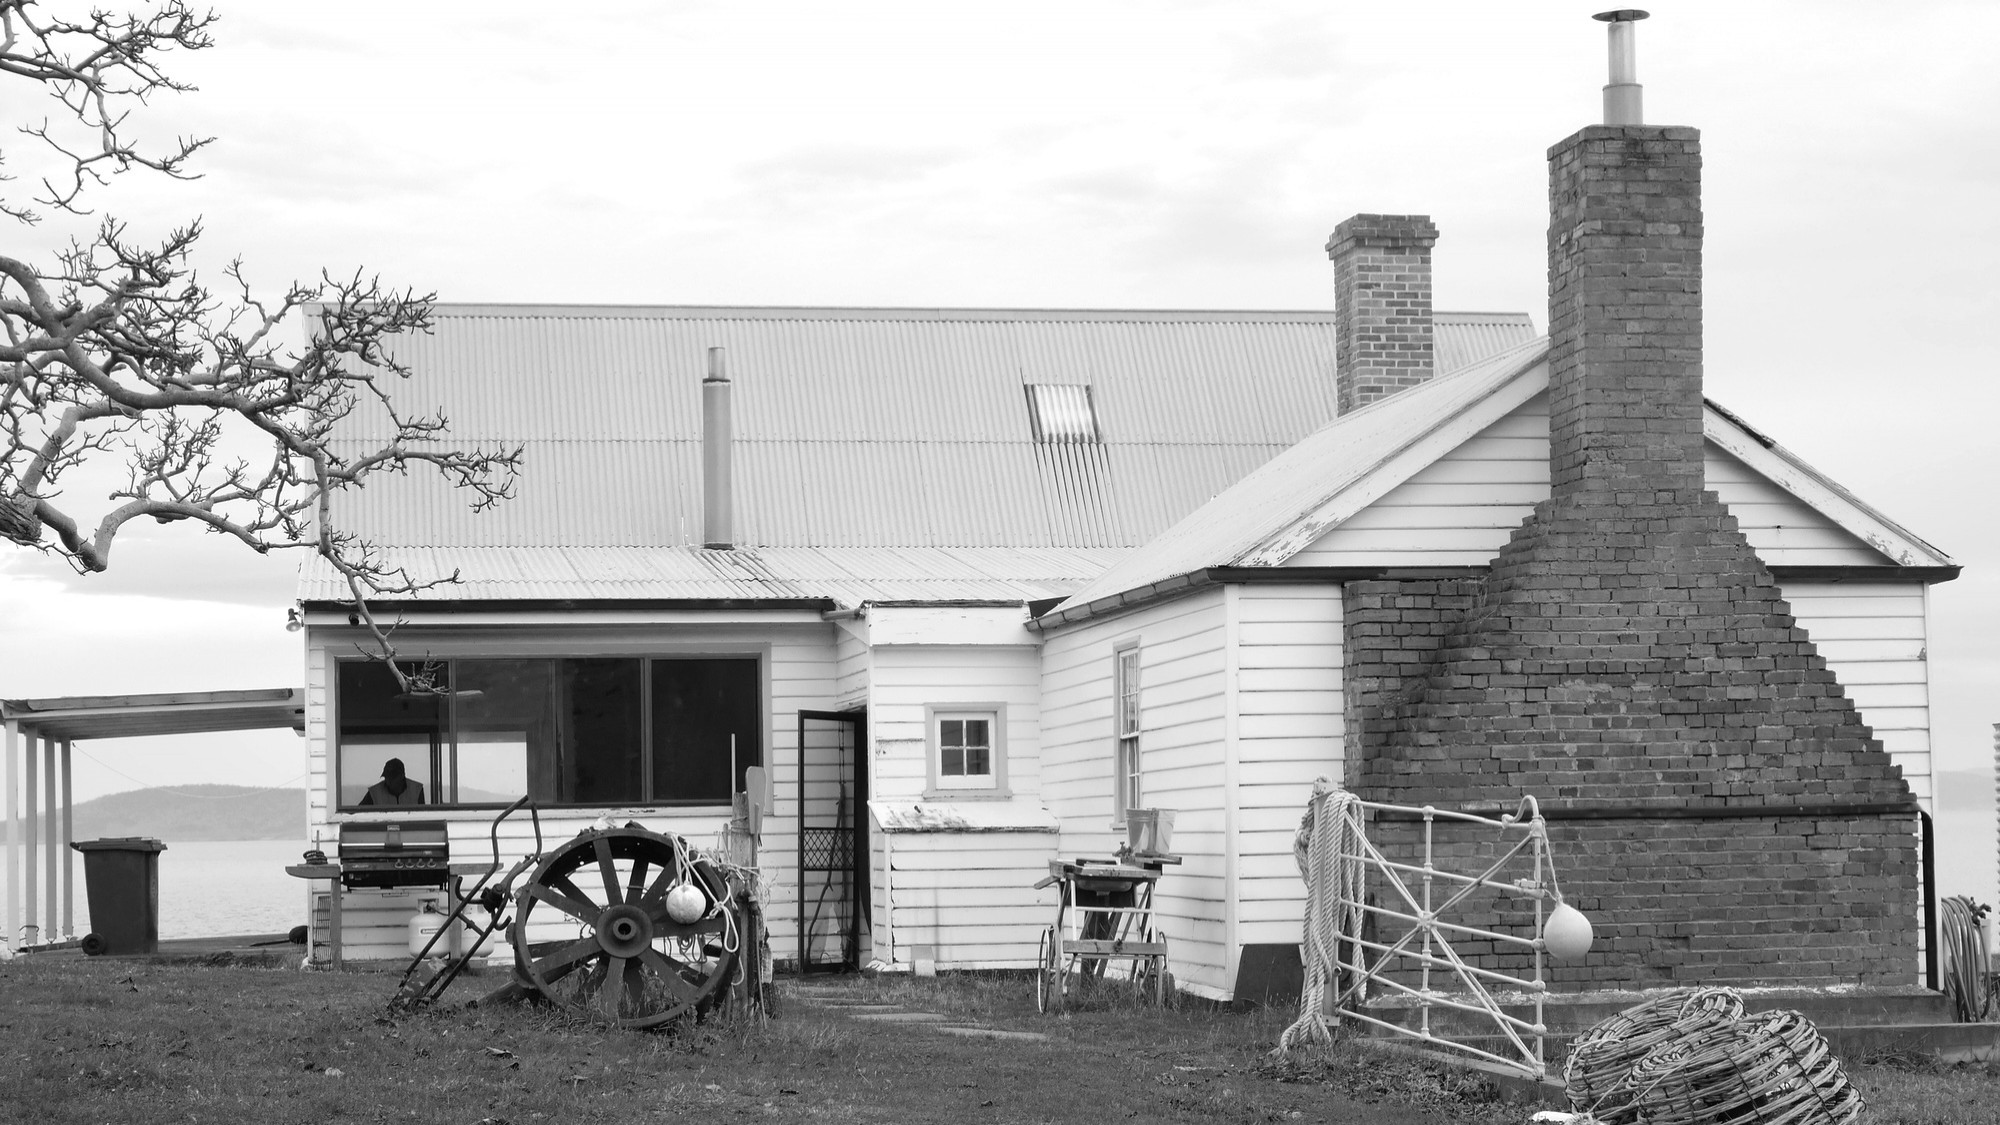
[924,703,1008,798]
[1112,641,1141,826]
[330,650,767,814]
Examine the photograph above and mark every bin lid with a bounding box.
[69,837,168,852]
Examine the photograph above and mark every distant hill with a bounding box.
[0,785,307,844]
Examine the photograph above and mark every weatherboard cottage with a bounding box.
[297,141,1952,999]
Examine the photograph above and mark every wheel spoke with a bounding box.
[624,857,652,907]
[531,936,601,983]
[548,873,597,912]
[522,882,599,925]
[639,863,676,909]
[601,955,630,1020]
[637,946,703,1004]
[594,837,622,904]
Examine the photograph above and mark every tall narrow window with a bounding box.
[1114,644,1141,822]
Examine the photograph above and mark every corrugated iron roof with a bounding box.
[329,305,1537,554]
[299,546,1124,609]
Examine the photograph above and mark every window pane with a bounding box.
[942,746,965,776]
[941,720,964,749]
[964,746,990,776]
[340,734,434,807]
[964,719,988,749]
[649,658,761,804]
[453,659,557,803]
[563,659,643,804]
[337,661,444,807]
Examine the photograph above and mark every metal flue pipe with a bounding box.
[702,346,734,550]
[1594,9,1649,125]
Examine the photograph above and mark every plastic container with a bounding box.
[1125,808,1176,856]
[69,837,167,955]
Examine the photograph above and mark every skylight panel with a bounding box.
[1025,383,1101,444]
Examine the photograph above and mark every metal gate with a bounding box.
[796,710,866,973]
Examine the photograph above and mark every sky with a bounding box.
[2,1,1997,904]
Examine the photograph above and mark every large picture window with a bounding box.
[336,656,761,810]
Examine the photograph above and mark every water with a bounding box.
[3,839,308,943]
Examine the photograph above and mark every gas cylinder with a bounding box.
[408,901,451,958]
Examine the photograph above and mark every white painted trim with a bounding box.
[1237,360,1551,566]
[866,605,1035,646]
[1221,584,1242,994]
[1703,408,1955,569]
[302,609,830,629]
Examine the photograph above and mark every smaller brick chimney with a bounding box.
[1327,214,1438,414]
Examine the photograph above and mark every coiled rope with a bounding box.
[1276,778,1367,1053]
[1565,988,1861,1125]
[1939,894,1993,1023]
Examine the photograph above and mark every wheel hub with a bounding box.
[596,903,654,958]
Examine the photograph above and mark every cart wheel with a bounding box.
[510,827,737,1029]
[1035,926,1063,1013]
[1136,937,1174,1007]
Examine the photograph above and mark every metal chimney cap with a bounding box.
[1592,9,1649,21]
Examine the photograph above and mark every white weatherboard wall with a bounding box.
[1780,583,1934,812]
[1232,585,1343,949]
[865,617,1056,969]
[1040,588,1233,998]
[301,617,839,963]
[1287,394,1892,570]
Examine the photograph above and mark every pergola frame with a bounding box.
[2,688,303,952]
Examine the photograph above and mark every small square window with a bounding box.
[930,709,1002,793]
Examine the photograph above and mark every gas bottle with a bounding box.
[408,901,451,958]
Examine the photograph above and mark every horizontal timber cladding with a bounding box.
[881,830,1057,969]
[1358,810,1921,990]
[1039,586,1234,997]
[1285,394,1890,571]
[867,644,1044,803]
[1233,585,1344,949]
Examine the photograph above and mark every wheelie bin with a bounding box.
[69,837,167,955]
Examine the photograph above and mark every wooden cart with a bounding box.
[1033,853,1179,1012]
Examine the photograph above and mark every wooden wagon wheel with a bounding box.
[511,827,737,1029]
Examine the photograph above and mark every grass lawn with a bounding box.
[0,956,1993,1124]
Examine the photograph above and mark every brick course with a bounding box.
[1342,126,1920,990]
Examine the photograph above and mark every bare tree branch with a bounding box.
[2,2,522,689]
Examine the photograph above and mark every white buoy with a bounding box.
[1544,901,1595,963]
[665,883,707,924]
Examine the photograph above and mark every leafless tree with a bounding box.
[0,1,520,684]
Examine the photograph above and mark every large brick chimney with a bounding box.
[1328,214,1438,414]
[1341,27,1920,990]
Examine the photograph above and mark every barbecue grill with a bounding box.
[337,821,450,889]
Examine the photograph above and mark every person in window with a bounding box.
[361,757,426,806]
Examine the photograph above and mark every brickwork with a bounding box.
[1362,813,1920,990]
[1328,214,1438,414]
[1341,125,1921,989]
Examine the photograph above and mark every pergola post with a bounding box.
[4,718,18,953]
[61,741,74,940]
[43,737,59,944]
[23,729,37,945]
